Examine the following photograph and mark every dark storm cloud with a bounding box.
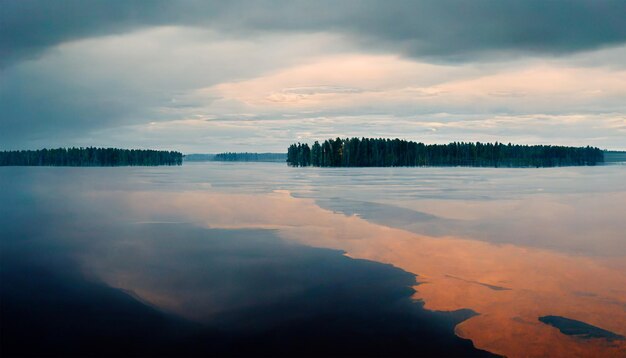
[2,0,626,68]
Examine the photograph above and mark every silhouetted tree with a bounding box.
[286,138,604,168]
[0,148,183,166]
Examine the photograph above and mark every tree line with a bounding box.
[213,152,286,162]
[0,147,183,166]
[287,138,604,167]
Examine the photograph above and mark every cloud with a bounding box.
[2,0,626,68]
[204,52,626,116]
[2,2,626,151]
[3,33,625,150]
[266,86,363,104]
[75,112,626,153]
[0,27,352,149]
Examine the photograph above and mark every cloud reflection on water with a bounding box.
[2,163,625,357]
[104,188,626,357]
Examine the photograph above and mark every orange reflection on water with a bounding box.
[108,190,626,357]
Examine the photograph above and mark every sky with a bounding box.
[1,0,626,153]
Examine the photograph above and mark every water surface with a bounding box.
[1,163,625,357]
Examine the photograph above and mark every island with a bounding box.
[287,138,604,167]
[0,148,183,166]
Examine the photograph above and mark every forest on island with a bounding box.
[287,138,604,167]
[0,148,183,166]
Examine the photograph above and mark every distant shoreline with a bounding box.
[288,138,607,168]
[3,148,624,167]
[184,152,286,163]
[0,148,183,166]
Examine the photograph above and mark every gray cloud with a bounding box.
[2,1,626,151]
[0,27,352,148]
[2,0,626,68]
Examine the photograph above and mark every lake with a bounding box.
[1,162,625,357]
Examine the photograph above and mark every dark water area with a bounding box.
[538,316,625,342]
[0,168,493,357]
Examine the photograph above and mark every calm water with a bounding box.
[1,163,625,357]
